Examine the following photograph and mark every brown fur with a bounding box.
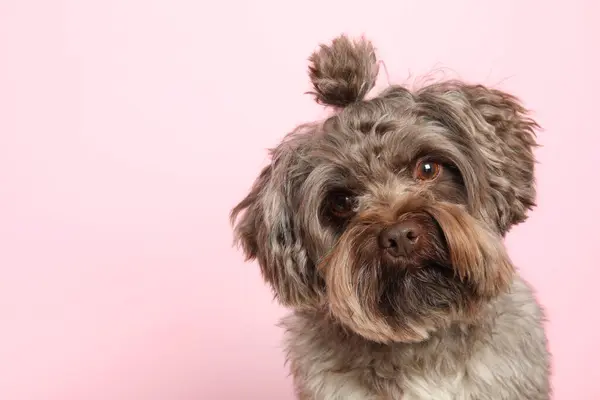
[231,35,550,399]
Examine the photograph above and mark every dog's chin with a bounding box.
[317,201,515,344]
[375,259,478,339]
[325,248,474,344]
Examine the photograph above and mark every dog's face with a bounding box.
[231,36,538,343]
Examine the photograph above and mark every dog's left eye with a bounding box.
[414,160,442,181]
[329,192,358,218]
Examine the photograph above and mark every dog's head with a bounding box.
[231,35,538,343]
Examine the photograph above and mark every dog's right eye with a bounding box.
[329,192,358,218]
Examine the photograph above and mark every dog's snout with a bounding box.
[378,221,422,257]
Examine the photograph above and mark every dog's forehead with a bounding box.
[316,121,443,173]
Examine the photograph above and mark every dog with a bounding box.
[231,35,551,400]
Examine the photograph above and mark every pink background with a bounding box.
[0,0,598,399]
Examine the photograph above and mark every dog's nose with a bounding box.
[378,221,422,257]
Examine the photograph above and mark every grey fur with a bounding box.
[231,35,550,399]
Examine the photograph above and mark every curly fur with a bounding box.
[308,35,379,107]
[231,35,550,400]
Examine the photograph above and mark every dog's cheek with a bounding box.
[428,203,515,298]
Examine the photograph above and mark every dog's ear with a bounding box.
[308,35,379,108]
[230,132,323,308]
[461,85,538,232]
[418,83,539,234]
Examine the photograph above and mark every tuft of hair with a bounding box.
[307,35,379,108]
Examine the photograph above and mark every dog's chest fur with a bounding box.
[282,277,550,400]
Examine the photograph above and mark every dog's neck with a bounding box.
[287,288,503,354]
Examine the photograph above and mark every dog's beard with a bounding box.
[318,197,514,343]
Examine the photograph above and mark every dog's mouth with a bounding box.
[318,199,515,343]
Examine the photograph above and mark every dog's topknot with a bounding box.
[308,35,379,108]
